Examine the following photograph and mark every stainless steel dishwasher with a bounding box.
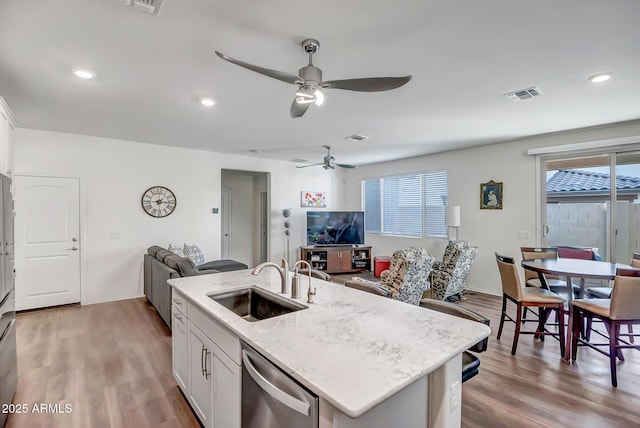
[241,342,318,428]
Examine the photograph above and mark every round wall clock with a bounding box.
[141,186,177,218]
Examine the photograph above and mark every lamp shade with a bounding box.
[446,205,461,227]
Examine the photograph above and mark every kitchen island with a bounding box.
[168,269,490,428]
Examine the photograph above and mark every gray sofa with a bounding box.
[144,245,248,329]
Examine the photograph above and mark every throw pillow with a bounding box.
[168,244,184,257]
[183,243,205,266]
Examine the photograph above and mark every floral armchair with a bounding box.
[427,240,478,301]
[345,247,436,305]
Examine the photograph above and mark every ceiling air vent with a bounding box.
[112,0,163,15]
[503,86,544,102]
[133,0,163,14]
[344,134,370,142]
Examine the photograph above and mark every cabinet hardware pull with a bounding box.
[204,349,211,379]
[201,345,206,376]
[173,312,182,321]
[172,298,182,305]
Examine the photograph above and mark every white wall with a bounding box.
[344,120,640,296]
[15,128,343,305]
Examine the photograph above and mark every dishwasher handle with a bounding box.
[242,350,311,416]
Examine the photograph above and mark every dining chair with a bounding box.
[571,268,640,387]
[583,252,640,343]
[520,247,579,295]
[585,252,640,299]
[495,253,566,355]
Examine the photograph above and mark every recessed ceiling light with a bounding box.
[344,134,370,142]
[73,69,96,79]
[588,72,612,83]
[200,98,216,107]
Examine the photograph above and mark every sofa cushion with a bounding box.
[155,249,172,262]
[184,243,205,266]
[147,245,164,257]
[168,243,184,257]
[164,255,197,276]
[198,259,248,272]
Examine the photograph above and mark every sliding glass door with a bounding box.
[614,151,640,264]
[544,154,612,261]
[542,150,640,263]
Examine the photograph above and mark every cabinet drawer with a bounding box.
[171,289,187,312]
[188,302,241,365]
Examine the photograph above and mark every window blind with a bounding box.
[362,170,448,238]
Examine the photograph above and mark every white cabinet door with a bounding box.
[212,344,241,428]
[172,307,189,392]
[188,322,213,427]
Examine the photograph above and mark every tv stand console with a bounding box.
[300,246,372,274]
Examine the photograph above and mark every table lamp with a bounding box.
[446,205,461,241]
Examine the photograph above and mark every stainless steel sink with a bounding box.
[207,286,307,322]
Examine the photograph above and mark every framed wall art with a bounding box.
[480,180,503,210]
[301,191,327,208]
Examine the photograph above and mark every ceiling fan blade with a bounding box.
[290,99,311,118]
[296,162,325,169]
[336,163,357,169]
[215,51,301,85]
[324,76,412,92]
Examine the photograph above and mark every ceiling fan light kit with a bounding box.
[215,38,411,118]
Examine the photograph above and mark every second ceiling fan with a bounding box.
[296,145,356,170]
[215,39,412,118]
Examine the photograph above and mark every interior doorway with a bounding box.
[220,170,270,267]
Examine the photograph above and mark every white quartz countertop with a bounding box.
[169,269,490,418]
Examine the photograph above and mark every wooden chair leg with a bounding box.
[557,305,565,357]
[608,320,618,387]
[512,302,522,355]
[604,322,625,361]
[585,316,593,340]
[497,295,507,340]
[571,309,580,361]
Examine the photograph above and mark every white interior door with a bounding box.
[14,176,81,310]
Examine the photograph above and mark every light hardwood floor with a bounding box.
[7,298,199,428]
[6,293,640,427]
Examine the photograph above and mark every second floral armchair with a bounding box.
[426,240,478,301]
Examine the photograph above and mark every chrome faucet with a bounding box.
[292,260,316,303]
[251,258,289,294]
[291,260,312,300]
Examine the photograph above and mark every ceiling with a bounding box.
[1,0,639,166]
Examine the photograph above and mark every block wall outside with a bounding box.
[547,202,640,263]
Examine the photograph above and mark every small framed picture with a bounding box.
[480,180,503,210]
[301,191,327,208]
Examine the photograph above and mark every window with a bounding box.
[362,170,448,238]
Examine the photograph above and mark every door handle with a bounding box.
[204,348,211,379]
[66,246,78,251]
[242,350,310,416]
[201,345,206,376]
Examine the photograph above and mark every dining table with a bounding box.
[521,258,632,360]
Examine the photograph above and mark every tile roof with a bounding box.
[547,169,640,193]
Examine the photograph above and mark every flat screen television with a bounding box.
[306,211,365,246]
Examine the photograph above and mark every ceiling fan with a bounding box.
[215,39,412,118]
[296,145,356,170]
